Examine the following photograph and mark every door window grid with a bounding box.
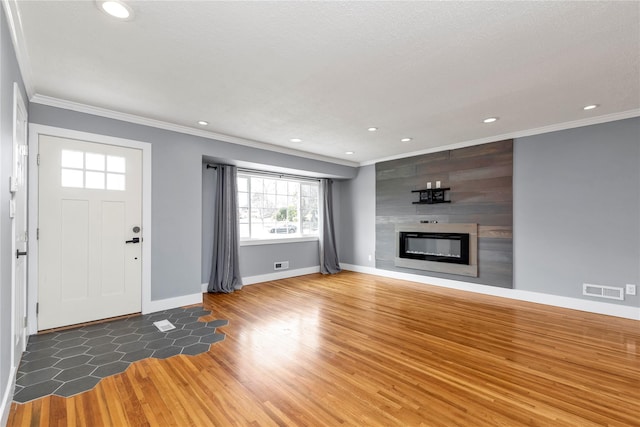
[61,150,126,191]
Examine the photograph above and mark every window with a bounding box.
[61,150,126,191]
[238,172,319,240]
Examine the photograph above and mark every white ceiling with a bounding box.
[8,0,640,165]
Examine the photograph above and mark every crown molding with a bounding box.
[2,0,35,97]
[25,96,640,170]
[27,93,640,169]
[360,109,640,166]
[29,94,360,168]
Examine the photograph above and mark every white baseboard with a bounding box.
[243,266,321,285]
[0,366,17,427]
[143,292,203,314]
[340,264,640,321]
[201,266,322,292]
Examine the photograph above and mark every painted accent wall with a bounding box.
[375,140,514,288]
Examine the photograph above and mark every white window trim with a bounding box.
[237,171,320,242]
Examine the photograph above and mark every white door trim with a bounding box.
[28,124,152,334]
[11,82,28,360]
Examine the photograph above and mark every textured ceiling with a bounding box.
[10,1,640,164]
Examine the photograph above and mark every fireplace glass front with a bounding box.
[399,232,470,265]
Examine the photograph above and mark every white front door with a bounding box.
[38,135,142,330]
[11,83,28,368]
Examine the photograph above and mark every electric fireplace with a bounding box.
[395,223,478,277]
[399,232,469,265]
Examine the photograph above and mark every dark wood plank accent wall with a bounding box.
[376,139,513,288]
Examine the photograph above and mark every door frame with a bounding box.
[11,83,28,366]
[27,124,152,334]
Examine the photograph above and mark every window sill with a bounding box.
[240,236,319,246]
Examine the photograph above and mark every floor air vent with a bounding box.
[583,283,624,300]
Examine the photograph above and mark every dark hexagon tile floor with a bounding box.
[13,306,227,403]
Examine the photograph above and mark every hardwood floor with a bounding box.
[8,272,640,426]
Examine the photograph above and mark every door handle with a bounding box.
[125,237,140,244]
[16,249,27,259]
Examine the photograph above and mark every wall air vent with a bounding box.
[274,261,289,271]
[582,283,624,300]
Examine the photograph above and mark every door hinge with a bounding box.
[19,145,28,156]
[23,316,27,327]
[37,154,40,166]
[36,302,39,314]
[37,228,39,240]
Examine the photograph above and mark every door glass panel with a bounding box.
[61,150,83,169]
[61,169,83,188]
[107,156,125,173]
[86,153,105,171]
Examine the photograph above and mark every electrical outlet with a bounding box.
[626,284,636,295]
[368,254,372,262]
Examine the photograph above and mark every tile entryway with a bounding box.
[13,306,227,403]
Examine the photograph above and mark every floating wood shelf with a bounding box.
[412,187,450,204]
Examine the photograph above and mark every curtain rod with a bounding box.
[206,164,321,182]
[238,168,321,182]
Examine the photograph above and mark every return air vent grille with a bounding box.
[274,261,289,271]
[582,283,624,300]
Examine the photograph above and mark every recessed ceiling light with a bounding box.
[368,127,378,132]
[197,120,208,126]
[290,138,302,143]
[401,138,412,142]
[483,117,498,123]
[583,104,598,110]
[345,151,355,155]
[97,0,133,19]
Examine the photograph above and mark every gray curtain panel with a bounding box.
[319,178,341,274]
[208,165,243,293]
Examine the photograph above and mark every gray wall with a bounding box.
[239,242,320,277]
[336,165,376,267]
[514,117,640,306]
[29,104,357,302]
[1,5,28,420]
[201,164,215,283]
[201,164,321,283]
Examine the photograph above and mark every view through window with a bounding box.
[237,172,319,240]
